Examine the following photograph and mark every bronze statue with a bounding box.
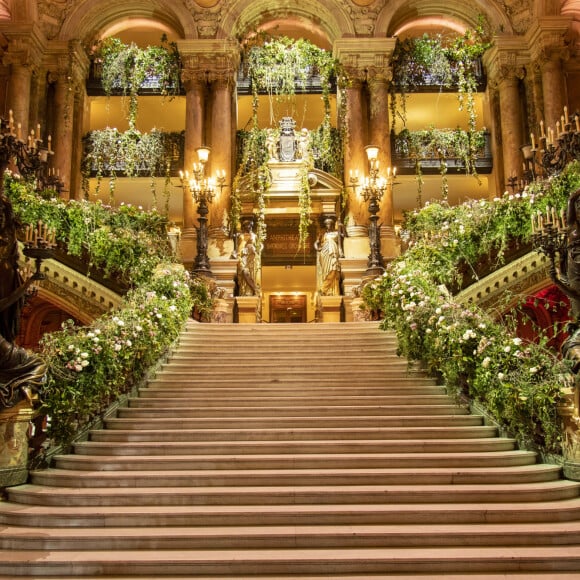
[314,216,343,296]
[236,219,260,296]
[0,194,46,408]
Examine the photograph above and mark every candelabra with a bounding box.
[531,205,574,305]
[180,147,225,277]
[0,110,63,195]
[349,145,396,278]
[529,107,580,178]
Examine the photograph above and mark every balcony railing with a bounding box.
[82,130,185,177]
[391,129,493,175]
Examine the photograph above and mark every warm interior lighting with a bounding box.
[365,145,379,162]
[196,147,210,164]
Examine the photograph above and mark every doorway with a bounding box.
[269,294,307,323]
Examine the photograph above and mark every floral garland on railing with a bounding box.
[362,161,580,454]
[4,175,218,451]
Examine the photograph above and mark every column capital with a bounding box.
[526,16,572,66]
[484,43,526,88]
[45,39,90,88]
[1,23,46,71]
[177,39,240,85]
[333,37,396,83]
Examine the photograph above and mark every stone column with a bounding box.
[181,71,206,229]
[527,17,572,137]
[367,70,398,261]
[208,74,235,228]
[47,42,89,199]
[539,55,567,131]
[498,71,525,184]
[5,62,33,135]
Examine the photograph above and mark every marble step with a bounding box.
[115,404,469,419]
[3,498,580,528]
[125,394,453,408]
[71,437,518,456]
[10,480,580,507]
[30,464,562,488]
[1,545,580,576]
[89,424,498,442]
[3,521,580,551]
[104,414,483,430]
[52,450,537,471]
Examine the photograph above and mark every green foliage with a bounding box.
[39,264,193,446]
[363,162,580,454]
[5,174,173,285]
[93,36,181,126]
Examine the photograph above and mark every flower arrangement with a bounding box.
[363,161,580,453]
[39,264,193,446]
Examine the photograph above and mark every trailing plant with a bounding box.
[363,162,580,454]
[39,263,193,447]
[5,174,174,285]
[234,34,345,243]
[82,128,172,205]
[92,36,181,127]
[297,164,313,250]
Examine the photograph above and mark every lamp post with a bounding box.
[180,147,225,278]
[350,145,396,279]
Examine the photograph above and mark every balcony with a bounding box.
[391,129,493,175]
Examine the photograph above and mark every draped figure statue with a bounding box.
[237,219,260,296]
[314,217,343,296]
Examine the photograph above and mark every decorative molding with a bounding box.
[456,251,550,313]
[19,253,122,324]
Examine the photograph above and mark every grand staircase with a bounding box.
[2,320,580,578]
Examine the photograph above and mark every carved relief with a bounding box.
[185,1,225,38]
[496,0,534,34]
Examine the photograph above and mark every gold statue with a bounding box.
[314,216,343,296]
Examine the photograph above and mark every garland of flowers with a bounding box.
[363,161,580,453]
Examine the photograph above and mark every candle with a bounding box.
[576,115,580,133]
[540,120,545,138]
[531,132,536,150]
[556,121,561,136]
[565,106,569,125]
[17,122,22,140]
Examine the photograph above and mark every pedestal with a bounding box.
[318,295,343,323]
[0,401,34,488]
[236,295,261,323]
[212,298,233,323]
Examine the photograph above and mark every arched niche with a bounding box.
[221,0,354,46]
[376,0,513,38]
[58,0,195,44]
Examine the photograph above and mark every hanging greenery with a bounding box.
[92,36,181,127]
[82,128,172,206]
[230,34,345,246]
